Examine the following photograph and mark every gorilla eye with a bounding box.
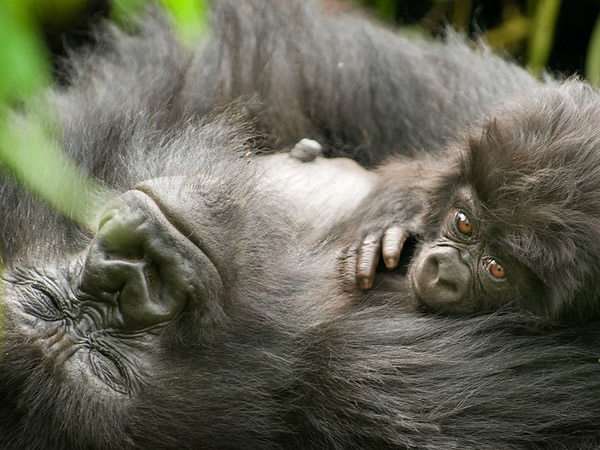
[455,212,473,236]
[483,258,506,280]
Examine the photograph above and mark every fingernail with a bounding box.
[359,277,372,290]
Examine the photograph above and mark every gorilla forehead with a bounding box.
[466,82,600,204]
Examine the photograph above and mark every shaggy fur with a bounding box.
[0,1,599,449]
[347,81,600,319]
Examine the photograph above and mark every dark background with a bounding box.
[361,0,599,76]
[33,0,600,80]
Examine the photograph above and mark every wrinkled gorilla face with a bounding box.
[3,179,222,397]
[5,177,230,397]
[0,145,325,449]
[0,139,370,446]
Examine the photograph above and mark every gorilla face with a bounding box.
[5,178,226,398]
[0,170,268,446]
[350,83,600,320]
[407,83,600,318]
[0,142,377,447]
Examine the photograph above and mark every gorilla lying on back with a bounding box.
[1,0,600,448]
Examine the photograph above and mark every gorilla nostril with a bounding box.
[143,263,160,297]
[419,254,440,279]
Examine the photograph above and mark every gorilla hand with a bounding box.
[346,219,421,290]
[357,225,412,289]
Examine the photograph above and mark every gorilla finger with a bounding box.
[289,138,323,162]
[341,245,360,287]
[357,234,381,290]
[382,226,407,269]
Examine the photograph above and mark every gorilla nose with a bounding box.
[412,246,471,308]
[80,190,221,329]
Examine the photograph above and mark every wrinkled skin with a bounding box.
[1,1,600,449]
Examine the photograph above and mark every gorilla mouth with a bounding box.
[393,234,420,276]
[80,186,224,330]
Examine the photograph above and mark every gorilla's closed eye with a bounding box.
[89,346,130,395]
[20,285,63,321]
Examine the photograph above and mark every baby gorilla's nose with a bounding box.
[412,246,472,311]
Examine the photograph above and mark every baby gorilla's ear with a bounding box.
[289,138,323,162]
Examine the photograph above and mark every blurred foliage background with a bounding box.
[358,0,600,82]
[28,0,600,83]
[6,0,600,89]
[0,0,599,226]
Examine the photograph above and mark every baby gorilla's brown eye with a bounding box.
[483,258,506,280]
[455,212,473,235]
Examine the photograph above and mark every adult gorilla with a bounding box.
[0,1,599,449]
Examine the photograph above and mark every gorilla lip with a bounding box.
[131,185,203,253]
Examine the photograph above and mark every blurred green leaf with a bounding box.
[373,0,397,22]
[451,0,472,31]
[34,0,88,26]
[112,0,209,44]
[159,0,209,43]
[110,0,147,25]
[0,1,104,229]
[585,14,600,84]
[0,3,49,104]
[0,108,106,227]
[528,0,561,75]
[485,15,529,51]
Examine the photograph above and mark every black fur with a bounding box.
[347,80,600,319]
[0,1,599,449]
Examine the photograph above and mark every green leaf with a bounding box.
[111,0,147,25]
[159,0,209,43]
[0,108,106,228]
[0,3,49,103]
[585,14,600,85]
[528,0,562,75]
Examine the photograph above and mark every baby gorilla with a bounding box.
[347,81,600,319]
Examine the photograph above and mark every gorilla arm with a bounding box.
[183,0,539,166]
